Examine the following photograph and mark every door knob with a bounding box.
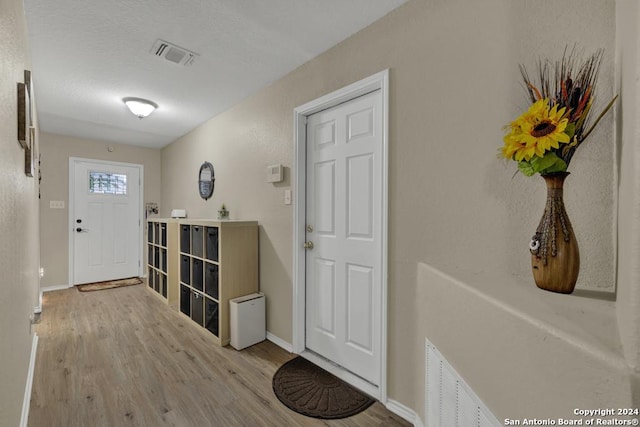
[75,228,89,233]
[303,241,314,249]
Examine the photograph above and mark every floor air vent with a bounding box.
[150,39,199,66]
[425,339,500,426]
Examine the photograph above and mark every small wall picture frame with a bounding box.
[17,82,29,148]
[17,70,33,149]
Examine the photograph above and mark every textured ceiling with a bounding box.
[24,0,407,148]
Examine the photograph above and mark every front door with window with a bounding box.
[71,159,141,285]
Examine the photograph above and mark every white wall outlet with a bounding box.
[284,189,292,205]
[49,200,65,209]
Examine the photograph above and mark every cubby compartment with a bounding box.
[147,223,153,243]
[191,226,203,258]
[180,285,190,316]
[205,298,219,337]
[161,249,167,273]
[154,247,160,267]
[205,263,219,299]
[180,225,190,253]
[192,259,203,292]
[154,223,160,244]
[148,267,154,288]
[191,291,204,326]
[159,274,166,298]
[180,255,190,285]
[205,227,219,262]
[151,271,157,291]
[156,273,161,291]
[160,223,167,247]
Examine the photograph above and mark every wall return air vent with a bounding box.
[150,39,199,66]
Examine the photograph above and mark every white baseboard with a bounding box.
[41,284,71,293]
[20,334,38,427]
[34,291,43,314]
[386,399,423,427]
[266,332,293,353]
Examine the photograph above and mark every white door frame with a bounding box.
[292,69,389,401]
[68,157,144,287]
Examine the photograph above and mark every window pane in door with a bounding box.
[89,172,127,195]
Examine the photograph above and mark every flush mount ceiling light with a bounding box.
[123,97,158,118]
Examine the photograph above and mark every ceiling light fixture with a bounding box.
[123,97,158,118]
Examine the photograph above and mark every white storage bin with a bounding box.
[229,293,265,350]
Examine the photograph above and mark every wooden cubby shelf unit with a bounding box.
[146,219,179,308]
[178,220,258,346]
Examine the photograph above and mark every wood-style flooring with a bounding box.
[28,284,410,427]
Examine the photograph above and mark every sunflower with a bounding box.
[502,99,570,162]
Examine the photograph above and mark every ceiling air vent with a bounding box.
[150,39,199,66]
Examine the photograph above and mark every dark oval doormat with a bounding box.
[272,356,375,419]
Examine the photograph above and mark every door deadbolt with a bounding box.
[306,224,313,233]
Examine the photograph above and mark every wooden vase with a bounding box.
[529,172,580,294]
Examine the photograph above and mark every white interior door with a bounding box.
[305,89,383,385]
[71,159,141,285]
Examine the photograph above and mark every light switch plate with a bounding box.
[49,200,65,209]
[284,189,292,205]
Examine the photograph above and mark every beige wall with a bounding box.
[0,0,41,424]
[616,0,640,373]
[161,87,296,337]
[419,262,633,420]
[39,132,161,287]
[161,0,630,421]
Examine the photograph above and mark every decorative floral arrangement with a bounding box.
[501,47,617,176]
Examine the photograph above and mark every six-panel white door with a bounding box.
[305,89,383,385]
[72,160,141,285]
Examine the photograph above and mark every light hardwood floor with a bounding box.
[29,284,410,427]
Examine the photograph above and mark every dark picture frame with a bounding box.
[17,69,33,150]
[18,70,35,176]
[17,82,29,148]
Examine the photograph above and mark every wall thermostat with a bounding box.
[267,164,283,183]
